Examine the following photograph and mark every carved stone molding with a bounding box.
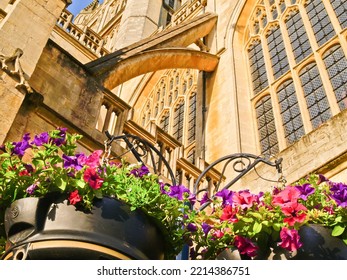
[0,48,33,94]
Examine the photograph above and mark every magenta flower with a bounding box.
[278,227,302,251]
[234,235,258,257]
[84,150,102,168]
[68,190,82,205]
[281,201,307,226]
[272,186,301,206]
[232,190,257,209]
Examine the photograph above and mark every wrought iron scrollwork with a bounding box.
[193,153,284,211]
[103,131,176,186]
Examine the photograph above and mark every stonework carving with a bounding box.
[0,48,33,93]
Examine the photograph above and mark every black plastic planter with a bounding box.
[2,196,165,260]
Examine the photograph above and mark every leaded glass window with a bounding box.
[255,95,279,155]
[331,0,347,29]
[277,80,305,144]
[305,0,335,47]
[187,93,197,145]
[299,63,331,128]
[248,40,268,95]
[173,100,185,142]
[160,112,170,133]
[323,45,347,111]
[285,9,312,63]
[187,149,195,165]
[266,25,290,79]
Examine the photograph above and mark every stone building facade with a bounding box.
[1,0,347,196]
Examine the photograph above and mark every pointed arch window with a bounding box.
[277,80,305,144]
[323,44,347,111]
[331,0,347,29]
[305,0,335,47]
[255,95,279,155]
[160,112,170,133]
[173,100,185,142]
[187,93,197,145]
[266,24,290,79]
[285,9,312,63]
[299,62,331,128]
[248,39,268,95]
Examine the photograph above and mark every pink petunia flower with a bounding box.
[234,235,258,257]
[278,227,302,251]
[83,167,104,189]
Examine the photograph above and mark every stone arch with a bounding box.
[98,48,219,90]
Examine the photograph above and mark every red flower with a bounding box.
[281,201,307,226]
[278,227,302,251]
[69,190,82,205]
[83,167,104,189]
[220,205,239,222]
[234,235,258,257]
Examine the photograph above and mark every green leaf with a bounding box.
[55,177,67,191]
[253,222,262,234]
[332,224,345,236]
[250,212,262,219]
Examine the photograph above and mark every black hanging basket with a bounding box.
[2,195,165,260]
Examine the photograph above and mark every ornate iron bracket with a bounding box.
[103,131,176,186]
[193,153,284,211]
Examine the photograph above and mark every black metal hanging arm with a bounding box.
[104,131,177,186]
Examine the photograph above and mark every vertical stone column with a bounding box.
[114,0,162,49]
[0,0,70,143]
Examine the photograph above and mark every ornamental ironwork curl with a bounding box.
[193,153,284,211]
[103,131,176,186]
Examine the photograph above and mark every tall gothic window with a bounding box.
[331,0,347,29]
[277,80,305,144]
[173,100,185,142]
[285,9,312,64]
[299,62,331,129]
[160,112,170,133]
[323,45,347,111]
[187,93,197,145]
[255,96,279,156]
[248,40,268,95]
[266,25,289,80]
[305,0,335,47]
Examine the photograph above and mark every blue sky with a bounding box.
[67,0,104,16]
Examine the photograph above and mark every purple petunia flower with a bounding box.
[12,133,31,157]
[168,185,190,201]
[202,223,212,236]
[215,188,234,206]
[31,132,49,146]
[330,182,347,207]
[187,223,198,232]
[62,153,86,170]
[130,165,150,178]
[200,192,211,205]
[26,183,38,195]
[295,183,315,201]
[50,127,67,146]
